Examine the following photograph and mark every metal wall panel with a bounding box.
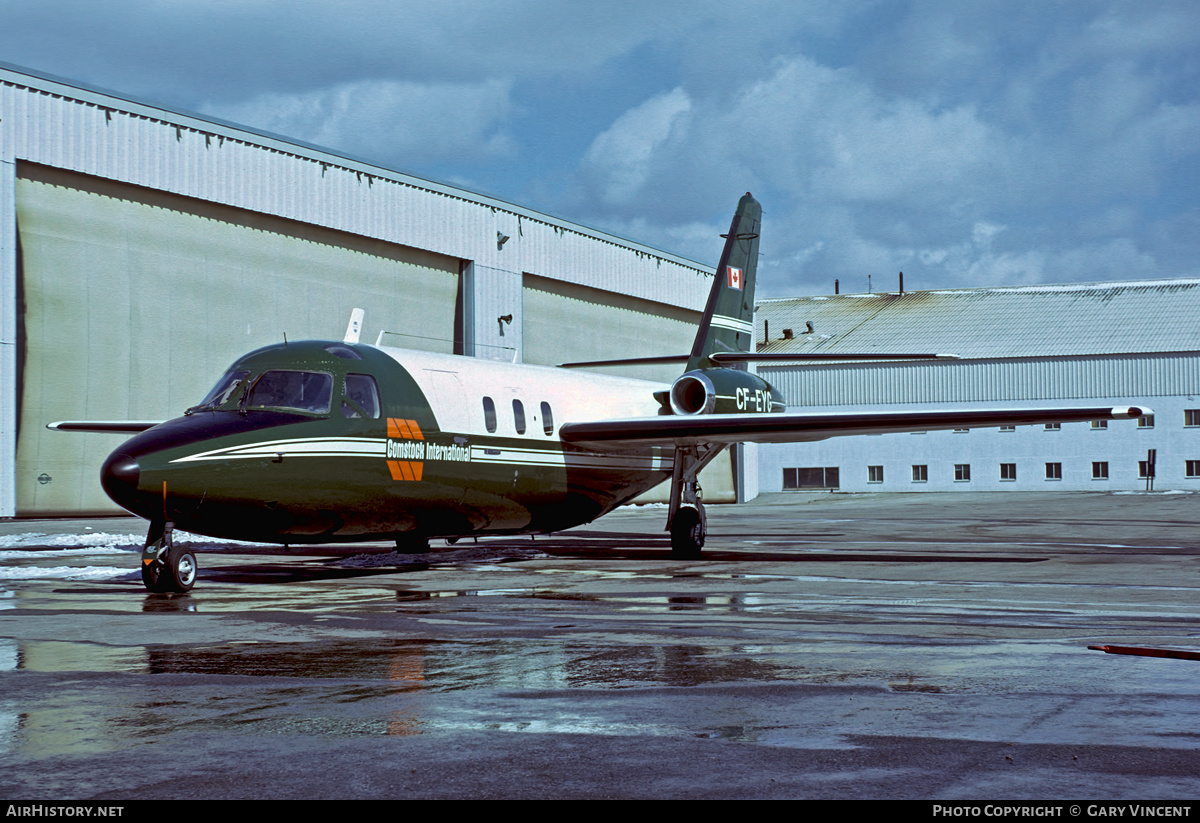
[0,156,14,516]
[763,353,1200,409]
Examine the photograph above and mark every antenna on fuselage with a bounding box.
[344,308,365,344]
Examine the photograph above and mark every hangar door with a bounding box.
[521,273,736,502]
[15,163,460,515]
[521,273,699,383]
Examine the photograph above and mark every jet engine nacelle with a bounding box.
[669,369,784,416]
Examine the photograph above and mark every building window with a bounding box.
[1186,460,1200,478]
[783,467,840,490]
[1044,423,1061,431]
[1045,462,1062,480]
[541,401,554,436]
[867,465,884,483]
[1139,460,1155,479]
[1186,410,1200,427]
[1138,415,1154,428]
[1092,461,1109,480]
[1091,419,1107,430]
[482,396,497,433]
[912,465,928,482]
[954,464,971,482]
[953,428,969,433]
[999,426,1016,432]
[1000,463,1017,481]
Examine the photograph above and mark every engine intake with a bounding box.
[670,372,716,415]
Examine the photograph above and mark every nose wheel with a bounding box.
[141,521,197,593]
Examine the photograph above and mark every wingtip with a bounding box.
[1114,406,1152,419]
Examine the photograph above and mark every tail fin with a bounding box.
[686,193,761,371]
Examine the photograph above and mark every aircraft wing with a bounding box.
[46,421,163,433]
[559,406,1148,451]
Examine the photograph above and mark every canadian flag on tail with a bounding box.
[727,266,743,290]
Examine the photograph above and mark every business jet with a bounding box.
[50,193,1148,592]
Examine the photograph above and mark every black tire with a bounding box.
[142,547,197,593]
[670,506,705,558]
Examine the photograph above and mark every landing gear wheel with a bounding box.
[141,521,197,593]
[142,546,197,593]
[670,506,705,559]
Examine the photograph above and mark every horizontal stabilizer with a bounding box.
[709,352,957,364]
[47,421,162,433]
[558,355,690,368]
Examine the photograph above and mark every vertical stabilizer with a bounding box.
[686,193,761,371]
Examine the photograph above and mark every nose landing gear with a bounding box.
[141,521,197,593]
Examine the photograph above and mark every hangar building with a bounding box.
[755,280,1200,493]
[0,63,723,517]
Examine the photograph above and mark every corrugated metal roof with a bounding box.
[756,279,1200,359]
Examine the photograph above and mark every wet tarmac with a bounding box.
[1,491,1199,799]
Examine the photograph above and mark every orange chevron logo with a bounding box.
[386,418,424,480]
[387,460,423,481]
[387,418,424,440]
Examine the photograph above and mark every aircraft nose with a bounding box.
[100,452,141,510]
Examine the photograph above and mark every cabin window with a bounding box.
[247,371,333,414]
[192,370,250,411]
[342,374,381,419]
[541,402,554,436]
[483,396,497,433]
[513,399,526,434]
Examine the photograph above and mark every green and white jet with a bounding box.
[50,194,1149,592]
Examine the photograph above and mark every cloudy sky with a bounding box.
[3,1,1197,297]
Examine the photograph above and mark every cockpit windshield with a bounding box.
[245,370,333,414]
[187,370,250,414]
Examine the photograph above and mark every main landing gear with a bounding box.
[141,521,197,593]
[666,445,723,558]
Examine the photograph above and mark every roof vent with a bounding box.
[782,328,793,340]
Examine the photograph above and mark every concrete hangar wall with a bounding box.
[755,280,1200,493]
[0,63,716,517]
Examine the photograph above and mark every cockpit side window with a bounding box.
[342,374,381,419]
[247,370,333,414]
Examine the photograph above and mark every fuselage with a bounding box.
[101,340,673,543]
